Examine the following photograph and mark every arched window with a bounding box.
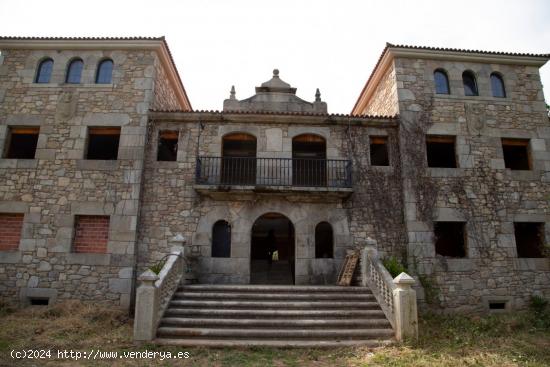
[35,58,53,83]
[462,71,478,96]
[490,73,506,98]
[292,134,327,186]
[434,69,450,94]
[65,58,83,84]
[212,220,231,258]
[315,222,333,258]
[95,59,113,84]
[221,133,257,185]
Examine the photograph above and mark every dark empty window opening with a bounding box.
[29,298,49,306]
[4,127,39,159]
[502,139,531,170]
[370,136,389,166]
[426,136,457,168]
[212,220,231,258]
[157,130,178,161]
[86,127,120,160]
[434,221,467,258]
[515,222,545,258]
[315,222,334,258]
[489,302,507,310]
[462,71,478,96]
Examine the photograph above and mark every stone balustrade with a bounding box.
[361,240,418,341]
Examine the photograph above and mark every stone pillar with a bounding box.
[393,272,418,341]
[133,270,159,341]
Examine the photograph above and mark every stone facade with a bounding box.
[0,38,190,308]
[353,44,550,312]
[0,38,548,314]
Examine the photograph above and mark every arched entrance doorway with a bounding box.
[250,213,295,284]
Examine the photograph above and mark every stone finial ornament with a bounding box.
[273,69,279,77]
[315,88,321,102]
[230,85,236,100]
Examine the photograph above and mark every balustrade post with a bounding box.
[392,272,418,341]
[133,269,160,341]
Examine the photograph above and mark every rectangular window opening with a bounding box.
[427,135,457,168]
[502,139,531,170]
[4,127,39,159]
[86,127,120,160]
[157,130,178,161]
[73,215,110,253]
[489,302,507,310]
[434,221,467,258]
[514,222,545,258]
[29,298,49,306]
[370,136,389,166]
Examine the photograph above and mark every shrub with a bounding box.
[382,256,407,278]
[530,295,550,330]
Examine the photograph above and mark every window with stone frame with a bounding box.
[426,135,457,168]
[462,70,478,96]
[35,58,54,83]
[73,215,110,253]
[86,127,121,160]
[434,69,450,94]
[370,136,389,166]
[212,220,231,258]
[434,221,467,258]
[157,130,178,161]
[315,222,334,258]
[95,59,113,84]
[514,222,545,258]
[66,58,83,84]
[3,126,39,159]
[490,72,506,98]
[501,138,531,170]
[0,213,24,251]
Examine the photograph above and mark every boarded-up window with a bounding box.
[212,220,231,258]
[315,222,333,258]
[434,222,466,258]
[73,215,110,253]
[426,135,457,168]
[515,222,545,258]
[502,139,531,170]
[157,130,178,161]
[0,213,24,251]
[370,136,389,166]
[4,127,39,159]
[86,127,120,160]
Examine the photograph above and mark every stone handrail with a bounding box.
[134,249,185,341]
[360,242,418,340]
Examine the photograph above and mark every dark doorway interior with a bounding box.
[250,213,295,284]
[221,133,257,185]
[292,134,326,186]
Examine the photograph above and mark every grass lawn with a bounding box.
[0,300,549,366]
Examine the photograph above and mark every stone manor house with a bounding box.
[0,36,549,340]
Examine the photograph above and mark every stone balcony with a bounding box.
[194,156,353,201]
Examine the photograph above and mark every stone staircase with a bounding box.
[154,284,394,347]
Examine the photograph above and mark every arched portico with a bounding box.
[250,212,295,284]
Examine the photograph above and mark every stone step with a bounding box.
[169,299,381,309]
[154,338,394,348]
[159,317,391,328]
[164,308,387,319]
[156,327,395,339]
[178,284,371,293]
[173,291,375,301]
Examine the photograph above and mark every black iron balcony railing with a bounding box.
[195,156,352,188]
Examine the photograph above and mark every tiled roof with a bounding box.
[150,108,397,120]
[352,42,550,113]
[0,36,191,110]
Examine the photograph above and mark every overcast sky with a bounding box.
[1,0,549,113]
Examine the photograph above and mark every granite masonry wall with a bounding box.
[137,113,406,285]
[0,46,183,308]
[359,62,399,117]
[359,55,550,312]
